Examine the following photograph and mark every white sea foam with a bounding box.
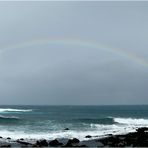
[0,115,19,119]
[0,129,115,141]
[0,124,137,141]
[0,117,148,141]
[0,108,32,113]
[114,117,148,125]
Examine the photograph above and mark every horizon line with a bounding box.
[0,104,148,106]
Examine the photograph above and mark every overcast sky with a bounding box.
[0,1,148,105]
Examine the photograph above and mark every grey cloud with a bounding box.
[0,1,148,105]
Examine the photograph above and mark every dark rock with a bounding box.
[40,139,48,147]
[7,137,11,140]
[64,142,73,147]
[99,136,120,147]
[117,142,125,147]
[36,140,40,146]
[69,138,80,143]
[106,134,112,137]
[32,144,38,147]
[1,145,11,147]
[64,138,80,147]
[49,139,63,147]
[64,128,69,130]
[20,138,24,140]
[16,140,30,145]
[136,127,148,133]
[85,135,92,138]
[0,136,2,138]
[98,127,148,147]
[73,138,80,143]
[36,140,48,147]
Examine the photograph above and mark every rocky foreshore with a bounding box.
[0,127,148,147]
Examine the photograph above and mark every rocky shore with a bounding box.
[0,127,148,147]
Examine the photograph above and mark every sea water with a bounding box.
[0,105,148,141]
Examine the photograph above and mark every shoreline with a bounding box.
[0,127,148,147]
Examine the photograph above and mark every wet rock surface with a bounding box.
[36,139,48,147]
[85,135,92,138]
[64,128,70,131]
[49,139,63,147]
[98,127,148,147]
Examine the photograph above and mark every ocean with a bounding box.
[0,105,148,141]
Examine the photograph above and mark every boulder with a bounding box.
[85,135,92,138]
[69,138,80,143]
[64,128,69,130]
[36,140,48,147]
[1,145,11,147]
[136,127,148,133]
[40,140,48,147]
[49,139,63,146]
[16,140,31,146]
[65,138,80,147]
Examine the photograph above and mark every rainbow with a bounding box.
[0,37,147,68]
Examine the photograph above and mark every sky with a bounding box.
[0,1,148,105]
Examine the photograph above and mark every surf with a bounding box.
[114,117,148,125]
[0,108,32,113]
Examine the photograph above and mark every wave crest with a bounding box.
[0,108,32,113]
[114,117,148,125]
[0,115,20,124]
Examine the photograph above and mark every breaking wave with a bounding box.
[0,108,32,113]
[0,115,20,124]
[114,117,148,126]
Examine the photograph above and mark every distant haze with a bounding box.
[0,1,148,105]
